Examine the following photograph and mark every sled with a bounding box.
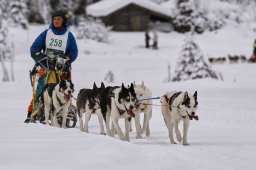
[29,54,77,128]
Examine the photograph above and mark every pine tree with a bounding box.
[57,0,73,11]
[173,32,219,81]
[9,0,29,29]
[173,0,207,33]
[0,0,14,82]
[27,0,51,24]
[0,0,27,82]
[77,17,111,42]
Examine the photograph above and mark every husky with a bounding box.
[161,91,198,145]
[76,82,105,134]
[42,80,74,128]
[100,83,137,141]
[133,81,153,139]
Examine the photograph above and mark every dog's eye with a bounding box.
[140,94,143,96]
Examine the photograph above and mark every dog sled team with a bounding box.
[209,39,256,64]
[27,76,199,145]
[75,81,198,145]
[24,10,199,145]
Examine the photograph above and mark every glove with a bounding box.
[31,51,46,63]
[65,53,72,63]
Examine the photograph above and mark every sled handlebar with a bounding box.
[30,54,70,75]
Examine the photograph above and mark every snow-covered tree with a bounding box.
[173,32,219,81]
[27,0,51,24]
[0,0,15,82]
[57,0,74,12]
[151,0,169,4]
[77,17,111,42]
[9,0,29,29]
[173,0,208,33]
[172,0,227,33]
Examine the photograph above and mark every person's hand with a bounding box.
[64,54,72,65]
[31,51,46,63]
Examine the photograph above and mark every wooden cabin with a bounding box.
[87,0,173,32]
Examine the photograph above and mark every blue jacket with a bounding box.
[30,24,78,63]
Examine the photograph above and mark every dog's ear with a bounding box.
[59,80,66,92]
[193,91,198,107]
[69,80,75,92]
[184,92,188,100]
[121,83,125,91]
[60,80,66,86]
[129,83,135,95]
[93,82,98,90]
[92,82,98,93]
[182,92,190,105]
[101,82,105,89]
[142,81,145,90]
[129,83,134,90]
[193,91,197,101]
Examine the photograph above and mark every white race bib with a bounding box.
[45,29,69,56]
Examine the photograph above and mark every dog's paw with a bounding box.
[120,137,126,141]
[100,132,106,135]
[125,137,130,142]
[25,118,37,123]
[146,131,150,137]
[170,140,177,144]
[141,128,146,134]
[177,136,182,142]
[136,135,143,139]
[84,127,89,133]
[182,142,190,146]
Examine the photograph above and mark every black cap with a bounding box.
[52,10,69,27]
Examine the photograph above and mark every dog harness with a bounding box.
[164,92,199,121]
[166,91,182,111]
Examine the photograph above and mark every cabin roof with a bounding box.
[87,0,173,18]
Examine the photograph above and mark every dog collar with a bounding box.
[57,95,64,106]
[117,106,126,115]
[88,103,97,113]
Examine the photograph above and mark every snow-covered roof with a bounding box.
[87,0,173,18]
[160,0,176,11]
[207,0,239,12]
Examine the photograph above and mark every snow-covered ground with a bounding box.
[0,25,256,170]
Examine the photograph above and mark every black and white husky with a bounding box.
[133,81,153,139]
[161,91,198,145]
[42,80,74,128]
[100,83,137,141]
[76,82,105,134]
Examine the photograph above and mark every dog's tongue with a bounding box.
[64,93,71,100]
[128,110,135,117]
[189,115,199,121]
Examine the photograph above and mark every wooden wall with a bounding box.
[102,4,153,31]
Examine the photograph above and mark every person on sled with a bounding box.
[249,39,256,63]
[24,10,78,123]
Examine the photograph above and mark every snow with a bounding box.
[205,0,239,12]
[87,0,173,17]
[160,0,176,10]
[1,24,256,170]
